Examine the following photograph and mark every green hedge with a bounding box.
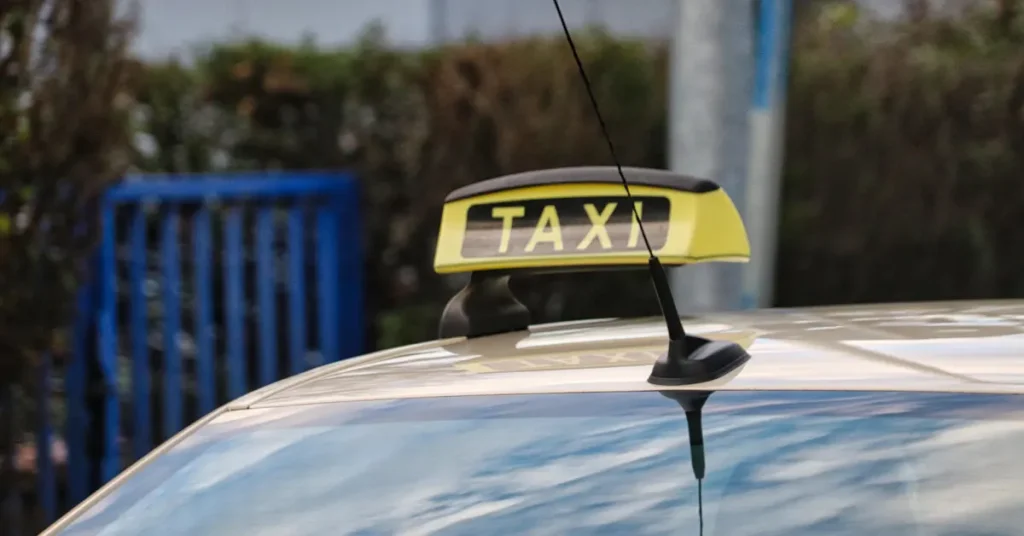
[777,1,1024,305]
[0,1,134,381]
[132,3,1024,349]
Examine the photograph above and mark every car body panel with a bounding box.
[39,299,1024,535]
[249,300,1024,408]
[48,390,1024,535]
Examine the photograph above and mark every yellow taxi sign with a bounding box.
[434,167,750,274]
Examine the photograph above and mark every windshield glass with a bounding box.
[56,390,1024,536]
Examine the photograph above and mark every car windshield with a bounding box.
[55,390,1024,536]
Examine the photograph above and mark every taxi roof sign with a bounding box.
[434,167,750,274]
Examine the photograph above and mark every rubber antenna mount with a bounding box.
[647,334,751,386]
[645,258,751,385]
[659,390,711,479]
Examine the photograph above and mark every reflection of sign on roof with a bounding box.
[455,348,662,374]
[456,329,762,374]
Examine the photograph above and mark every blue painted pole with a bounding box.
[741,0,792,309]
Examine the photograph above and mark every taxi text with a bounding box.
[460,196,670,258]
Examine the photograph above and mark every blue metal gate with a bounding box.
[33,172,364,526]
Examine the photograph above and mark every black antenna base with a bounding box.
[647,335,751,386]
[659,390,710,480]
[438,272,530,339]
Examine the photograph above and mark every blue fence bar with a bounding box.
[129,207,151,458]
[316,207,340,364]
[287,207,307,376]
[161,208,183,438]
[256,208,277,386]
[224,207,246,399]
[41,171,363,528]
[98,204,120,485]
[109,174,353,201]
[192,208,215,415]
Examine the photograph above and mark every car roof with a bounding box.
[233,300,1024,409]
[38,299,1024,536]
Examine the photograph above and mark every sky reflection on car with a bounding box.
[62,391,1024,536]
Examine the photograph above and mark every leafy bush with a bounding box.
[134,26,667,348]
[0,0,137,530]
[776,0,1024,305]
[0,0,136,385]
[125,2,1024,347]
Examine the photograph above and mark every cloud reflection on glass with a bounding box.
[59,391,1024,536]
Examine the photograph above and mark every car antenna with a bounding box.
[660,390,711,535]
[553,3,752,532]
[549,0,685,351]
[549,0,751,387]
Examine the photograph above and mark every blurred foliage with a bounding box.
[127,1,1024,349]
[0,0,136,386]
[0,0,137,531]
[136,24,667,349]
[11,0,1024,362]
[775,0,1024,305]
[18,1,1024,530]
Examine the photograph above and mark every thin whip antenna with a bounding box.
[550,0,654,259]
[551,0,685,342]
[698,479,704,535]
